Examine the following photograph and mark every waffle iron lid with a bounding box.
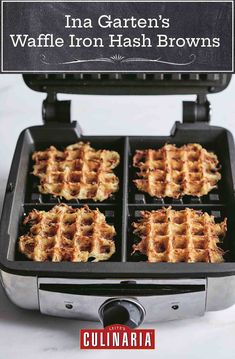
[23,73,232,96]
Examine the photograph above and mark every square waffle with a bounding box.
[19,204,116,262]
[133,143,221,198]
[132,207,227,263]
[32,142,120,201]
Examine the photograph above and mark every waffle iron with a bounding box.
[1,73,235,328]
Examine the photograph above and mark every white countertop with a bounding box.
[1,74,235,358]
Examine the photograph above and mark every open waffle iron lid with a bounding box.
[23,73,231,96]
[23,73,232,124]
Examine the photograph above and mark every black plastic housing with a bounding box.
[1,121,235,278]
[23,73,231,95]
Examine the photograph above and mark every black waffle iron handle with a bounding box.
[99,298,145,329]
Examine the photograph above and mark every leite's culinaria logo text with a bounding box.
[80,324,155,350]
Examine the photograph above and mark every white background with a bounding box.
[0,74,235,358]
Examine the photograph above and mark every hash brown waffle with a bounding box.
[133,143,221,198]
[132,207,227,263]
[32,142,120,202]
[19,204,116,262]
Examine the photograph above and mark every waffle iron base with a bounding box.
[1,120,235,278]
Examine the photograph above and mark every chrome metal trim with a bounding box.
[1,271,39,310]
[38,277,206,286]
[206,276,235,311]
[2,272,235,322]
[38,277,206,323]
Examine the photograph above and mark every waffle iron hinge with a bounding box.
[183,95,211,124]
[42,92,71,124]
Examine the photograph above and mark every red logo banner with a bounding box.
[80,324,155,350]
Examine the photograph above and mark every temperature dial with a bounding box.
[99,298,145,329]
